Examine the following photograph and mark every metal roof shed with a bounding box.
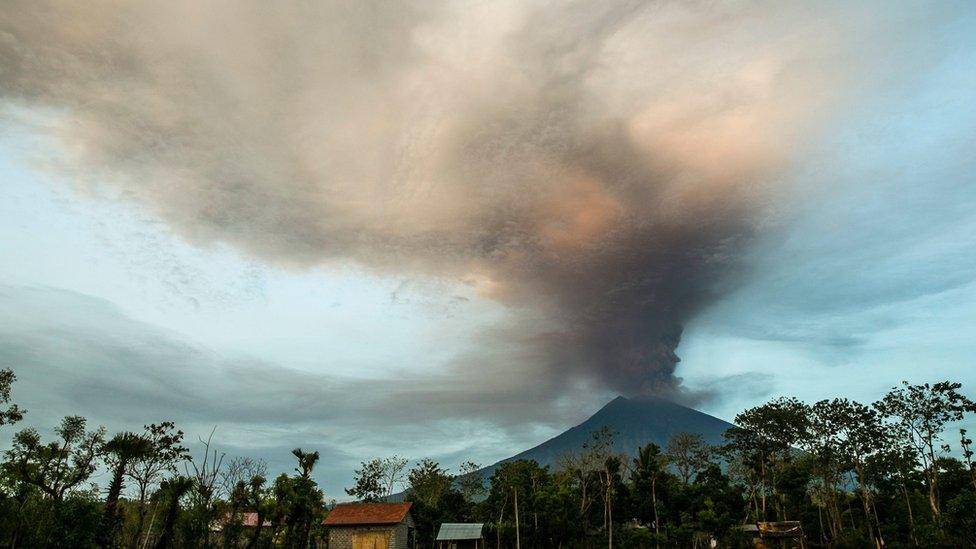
[436,523,484,549]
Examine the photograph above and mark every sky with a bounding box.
[1,1,975,496]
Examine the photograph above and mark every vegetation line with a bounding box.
[1,368,974,547]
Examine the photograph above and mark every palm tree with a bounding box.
[632,444,667,548]
[154,476,195,549]
[243,474,269,549]
[289,448,321,548]
[99,432,153,548]
[292,448,320,479]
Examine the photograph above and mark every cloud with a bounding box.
[0,1,962,397]
[0,285,594,427]
[692,36,976,356]
[0,285,602,492]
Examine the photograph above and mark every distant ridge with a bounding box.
[478,394,734,478]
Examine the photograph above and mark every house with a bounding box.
[236,512,272,528]
[212,511,272,532]
[323,502,415,549]
[435,523,484,549]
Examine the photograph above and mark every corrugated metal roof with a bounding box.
[436,523,484,540]
[757,521,804,539]
[323,503,412,526]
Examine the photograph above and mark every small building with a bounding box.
[436,523,484,549]
[739,522,806,548]
[213,512,272,532]
[237,512,272,528]
[323,502,415,549]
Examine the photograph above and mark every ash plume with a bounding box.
[0,1,919,396]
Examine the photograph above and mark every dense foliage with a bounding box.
[1,366,974,548]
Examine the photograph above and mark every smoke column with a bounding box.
[0,1,916,396]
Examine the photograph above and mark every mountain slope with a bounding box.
[482,394,734,476]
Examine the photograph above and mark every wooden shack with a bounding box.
[323,502,415,549]
[435,523,484,549]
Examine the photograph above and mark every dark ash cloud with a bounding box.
[0,1,940,396]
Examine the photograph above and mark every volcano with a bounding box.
[386,395,736,501]
[480,394,734,477]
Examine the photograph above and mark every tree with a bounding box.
[344,455,407,503]
[566,426,614,526]
[4,415,105,501]
[724,397,809,521]
[572,427,625,548]
[457,461,485,502]
[126,422,189,549]
[238,474,269,549]
[407,459,465,546]
[599,454,623,548]
[154,476,194,549]
[829,399,887,546]
[0,367,25,428]
[220,457,269,549]
[631,443,668,545]
[876,381,976,517]
[556,450,598,527]
[184,427,225,547]
[688,463,746,543]
[802,399,846,541]
[484,460,551,548]
[380,455,408,498]
[271,473,292,543]
[665,432,711,485]
[407,458,453,509]
[283,448,323,549]
[961,429,976,491]
[98,431,153,548]
[292,448,320,480]
[219,456,267,500]
[864,441,922,546]
[345,458,386,502]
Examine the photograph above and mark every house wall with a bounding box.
[392,519,412,549]
[393,514,416,548]
[327,518,414,549]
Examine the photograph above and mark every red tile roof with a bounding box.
[240,512,272,528]
[217,512,272,529]
[323,503,412,526]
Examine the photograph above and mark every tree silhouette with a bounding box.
[98,431,153,548]
[876,381,976,517]
[154,476,195,549]
[0,368,25,428]
[4,415,105,501]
